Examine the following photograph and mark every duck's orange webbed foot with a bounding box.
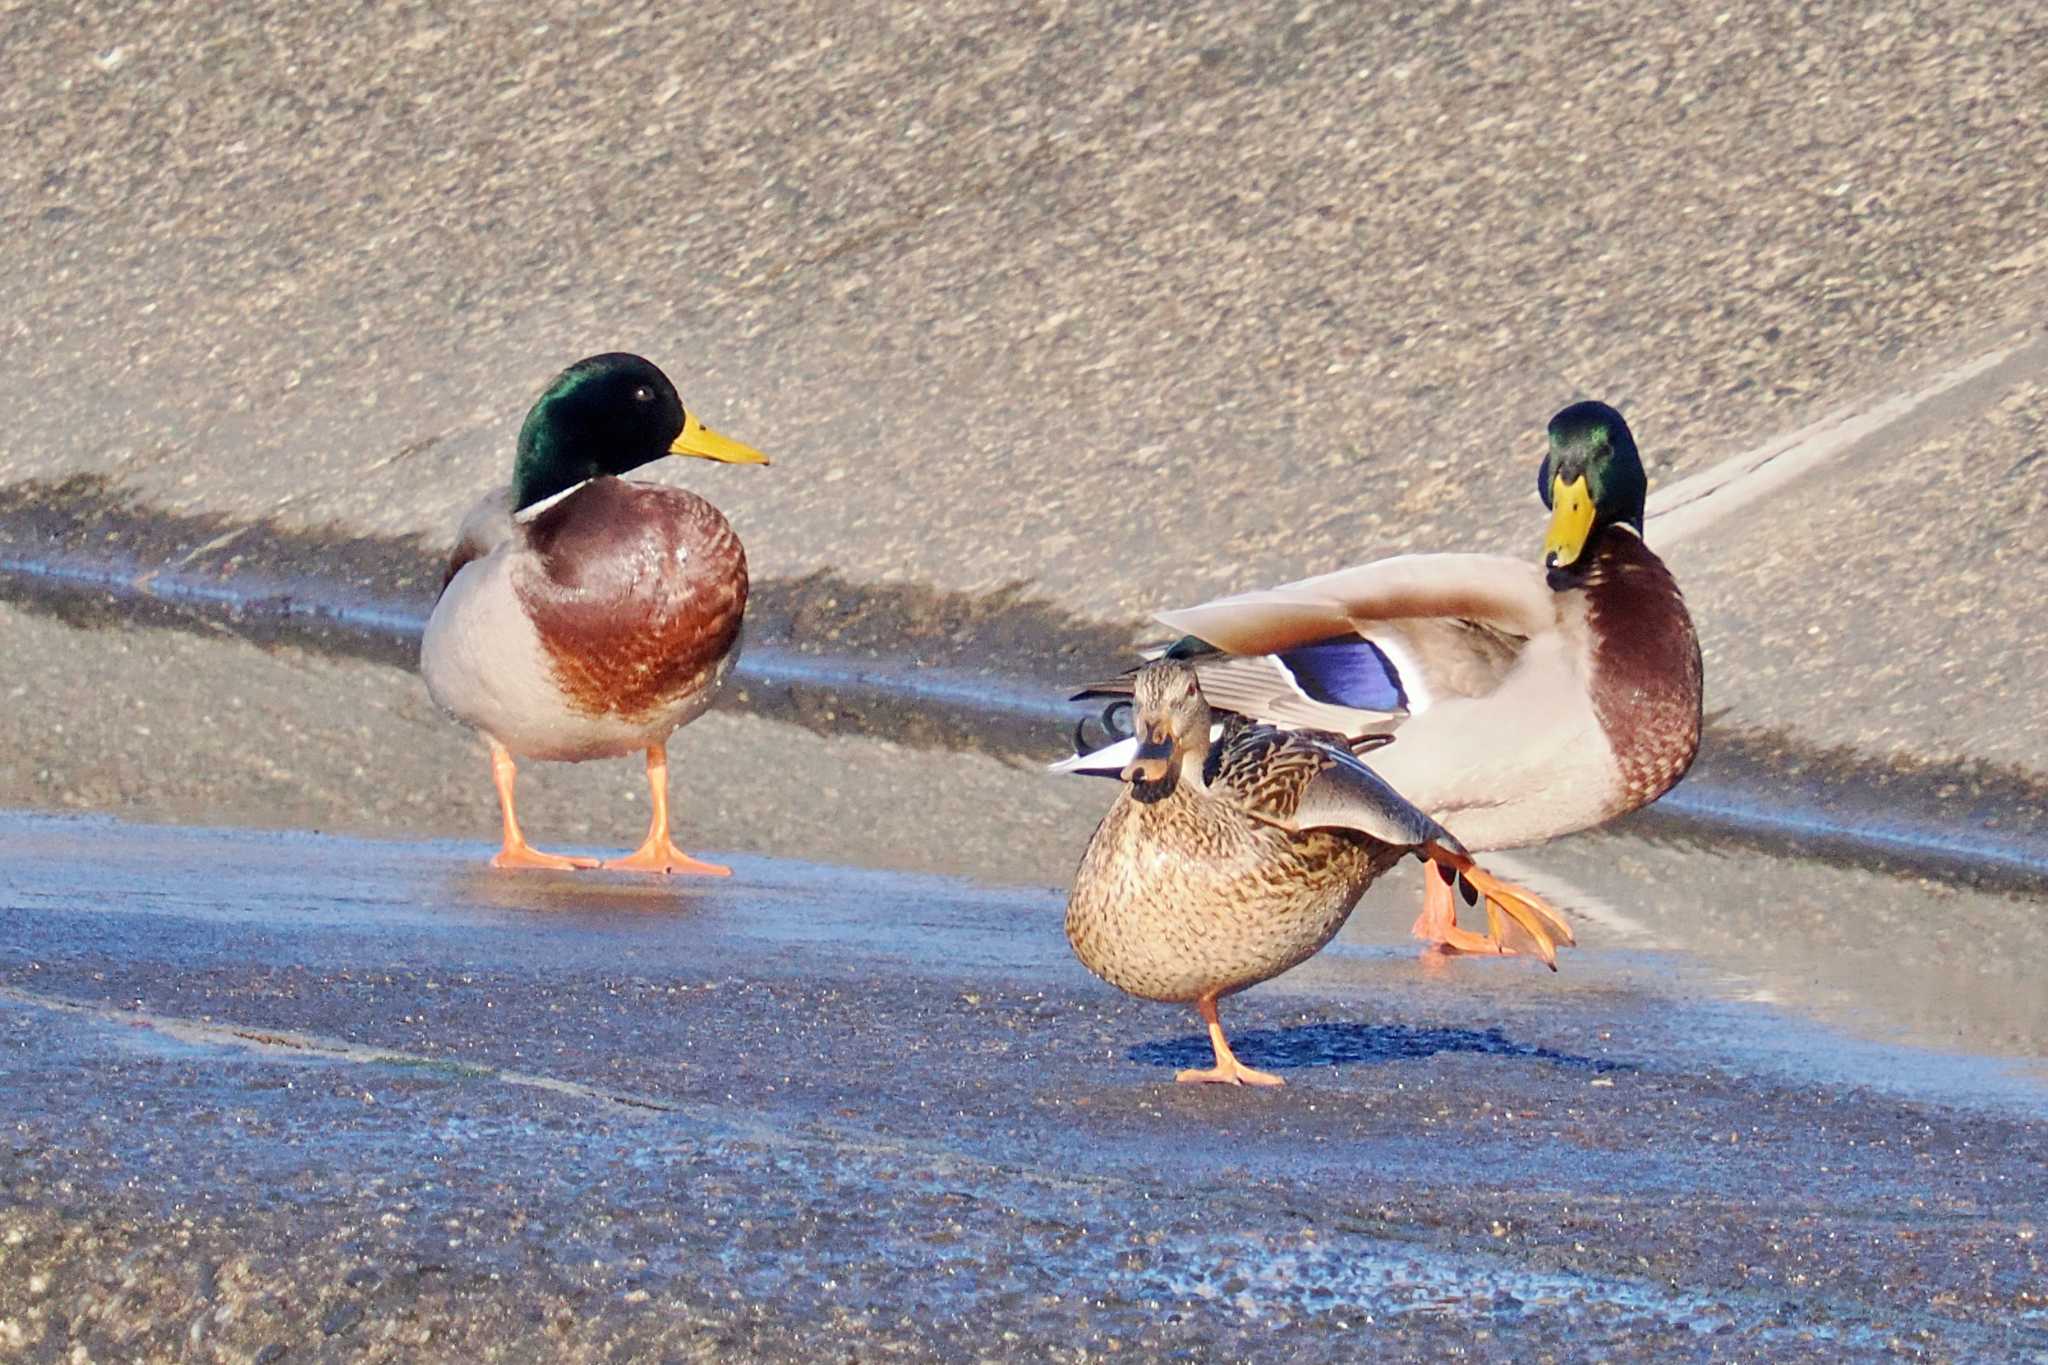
[602,840,731,877]
[485,740,598,871]
[1176,1059,1285,1087]
[1176,997,1285,1087]
[602,745,730,876]
[491,842,600,872]
[1421,846,1576,969]
[1410,858,1462,947]
[1413,859,1517,957]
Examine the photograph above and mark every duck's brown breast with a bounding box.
[1582,532,1703,806]
[513,477,748,722]
[1065,788,1396,1004]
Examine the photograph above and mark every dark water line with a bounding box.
[3,549,2045,882]
[0,550,430,636]
[740,650,1070,723]
[1662,785,2031,871]
[1646,782,2048,885]
[0,551,1076,725]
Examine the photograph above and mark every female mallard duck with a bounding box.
[421,352,769,873]
[1068,402,1700,959]
[1067,660,1562,1087]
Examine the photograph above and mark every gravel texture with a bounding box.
[3,0,2044,621]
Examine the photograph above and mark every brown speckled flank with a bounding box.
[1065,708,1416,1007]
[515,478,749,722]
[1066,784,1400,1005]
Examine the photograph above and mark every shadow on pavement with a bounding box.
[1128,1020,1630,1074]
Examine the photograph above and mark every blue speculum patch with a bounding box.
[1275,637,1405,711]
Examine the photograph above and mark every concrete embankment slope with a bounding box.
[3,0,2046,780]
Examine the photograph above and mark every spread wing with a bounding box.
[1074,554,1552,737]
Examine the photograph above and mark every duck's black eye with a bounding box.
[631,385,655,403]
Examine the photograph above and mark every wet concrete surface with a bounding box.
[6,482,2048,893]
[3,575,2048,1358]
[4,812,2048,1363]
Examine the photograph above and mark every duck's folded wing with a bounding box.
[1284,741,1461,853]
[1166,650,1400,734]
[1100,554,1552,728]
[439,484,517,596]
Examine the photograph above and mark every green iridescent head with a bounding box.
[1536,401,1646,570]
[510,353,768,511]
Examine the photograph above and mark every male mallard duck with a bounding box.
[1067,660,1562,1087]
[421,352,769,873]
[1067,402,1700,958]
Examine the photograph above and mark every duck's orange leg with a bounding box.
[1176,996,1284,1087]
[1419,844,1576,969]
[603,744,731,876]
[1410,858,1461,947]
[1412,857,1523,957]
[487,739,598,871]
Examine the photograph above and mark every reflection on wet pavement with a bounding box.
[4,804,2046,1357]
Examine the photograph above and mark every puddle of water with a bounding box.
[4,808,2046,1123]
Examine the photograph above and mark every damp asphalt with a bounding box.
[4,809,2048,1364]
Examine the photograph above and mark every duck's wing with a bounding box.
[1072,554,1554,736]
[1286,740,1460,852]
[1156,552,1554,654]
[439,483,518,596]
[1212,726,1457,853]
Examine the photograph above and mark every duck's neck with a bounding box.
[1128,746,1211,806]
[513,395,615,512]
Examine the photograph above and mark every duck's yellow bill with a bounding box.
[1543,473,1594,568]
[670,411,771,465]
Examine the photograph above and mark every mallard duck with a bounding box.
[1067,660,1563,1087]
[1067,402,1699,958]
[420,352,769,873]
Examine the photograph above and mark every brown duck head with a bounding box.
[1121,660,1214,803]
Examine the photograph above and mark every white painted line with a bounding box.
[1645,333,2036,548]
[0,983,680,1113]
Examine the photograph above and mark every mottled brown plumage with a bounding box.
[1066,663,1561,1087]
[1067,719,1410,1008]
